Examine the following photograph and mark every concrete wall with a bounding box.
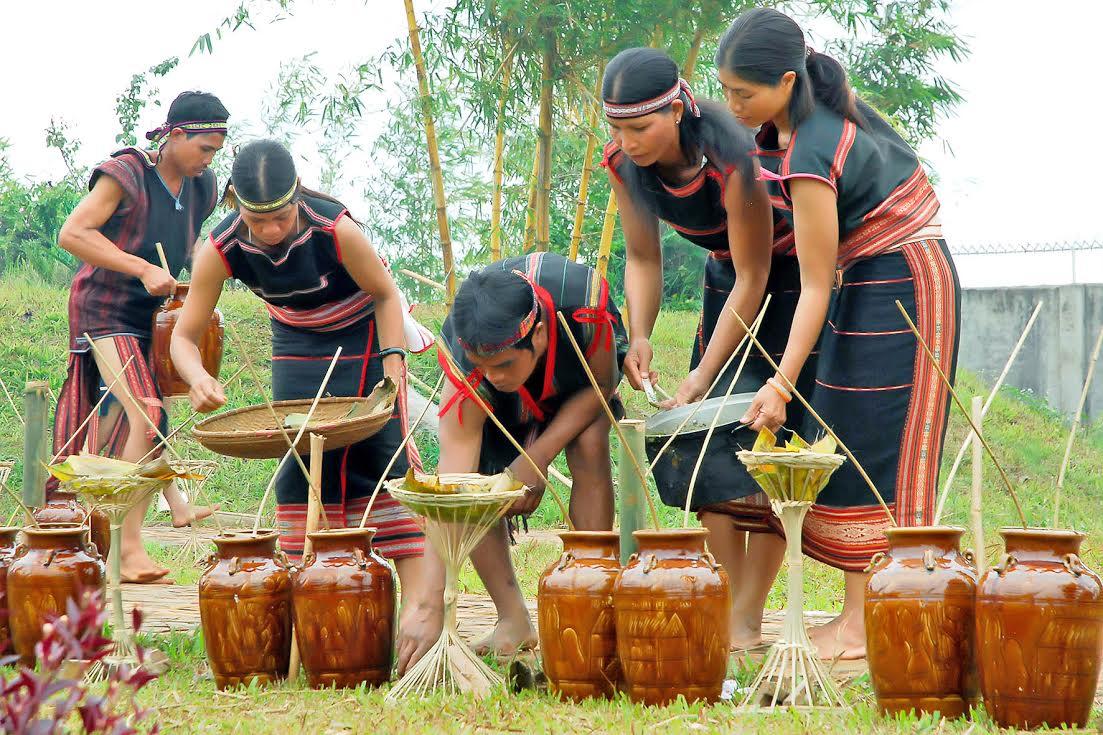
[959,285,1103,420]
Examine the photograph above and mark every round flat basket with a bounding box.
[192,396,394,459]
[386,479,525,525]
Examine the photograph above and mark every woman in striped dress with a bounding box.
[714,8,960,658]
[170,139,443,675]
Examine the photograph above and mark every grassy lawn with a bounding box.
[3,272,1103,732]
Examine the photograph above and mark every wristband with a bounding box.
[378,347,408,361]
[766,377,792,403]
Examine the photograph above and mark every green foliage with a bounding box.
[114,56,181,147]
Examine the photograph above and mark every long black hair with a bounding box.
[451,265,538,355]
[222,139,357,221]
[716,8,866,130]
[602,47,756,211]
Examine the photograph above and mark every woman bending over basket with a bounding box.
[170,138,444,675]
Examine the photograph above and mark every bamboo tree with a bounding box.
[682,24,705,81]
[522,150,540,252]
[489,42,515,262]
[568,66,604,262]
[404,0,456,302]
[535,22,555,252]
[595,189,617,278]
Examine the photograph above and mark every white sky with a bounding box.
[2,0,1101,287]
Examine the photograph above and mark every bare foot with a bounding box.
[120,547,171,584]
[170,503,220,529]
[472,617,538,657]
[730,615,765,651]
[808,613,866,660]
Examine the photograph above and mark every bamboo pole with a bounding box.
[403,0,455,303]
[934,301,1043,523]
[595,190,617,279]
[398,268,445,293]
[22,381,50,508]
[893,302,1027,528]
[681,24,705,82]
[135,366,246,464]
[0,376,23,426]
[252,349,342,535]
[435,339,574,530]
[534,23,555,252]
[0,467,36,527]
[970,396,986,576]
[555,312,660,529]
[618,419,648,563]
[726,308,897,526]
[51,356,136,463]
[569,67,604,263]
[489,43,515,262]
[522,145,541,253]
[1053,324,1103,528]
[288,432,325,680]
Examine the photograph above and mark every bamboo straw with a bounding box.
[1053,324,1103,527]
[683,303,766,527]
[970,396,986,576]
[398,268,446,293]
[136,366,247,463]
[403,0,455,302]
[226,323,329,529]
[359,373,444,528]
[893,302,1027,528]
[555,312,660,530]
[51,356,136,463]
[154,242,178,299]
[435,339,574,530]
[647,295,771,472]
[726,308,897,526]
[0,376,23,426]
[934,301,1043,523]
[251,348,342,535]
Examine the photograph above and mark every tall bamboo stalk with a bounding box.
[595,190,617,279]
[404,0,455,303]
[568,67,604,263]
[535,24,555,252]
[489,43,515,262]
[1053,324,1103,527]
[522,151,540,253]
[681,24,705,81]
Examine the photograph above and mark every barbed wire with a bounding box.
[950,240,1103,255]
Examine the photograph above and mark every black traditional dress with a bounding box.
[210,194,426,561]
[438,252,628,473]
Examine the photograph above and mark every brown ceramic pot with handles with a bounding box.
[975,527,1103,729]
[0,526,23,655]
[865,526,978,718]
[34,491,109,561]
[7,523,106,667]
[537,531,621,700]
[612,528,729,705]
[151,283,225,397]
[292,528,396,689]
[199,530,292,689]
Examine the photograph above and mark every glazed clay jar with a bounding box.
[975,528,1103,730]
[612,528,729,705]
[865,526,978,718]
[7,523,106,666]
[0,527,22,655]
[537,531,621,700]
[152,284,224,397]
[199,530,292,689]
[34,491,109,559]
[292,528,396,689]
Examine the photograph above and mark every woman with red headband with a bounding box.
[601,48,791,652]
[53,91,228,583]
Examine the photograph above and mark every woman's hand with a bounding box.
[624,337,657,391]
[741,382,787,433]
[662,367,711,409]
[188,374,226,413]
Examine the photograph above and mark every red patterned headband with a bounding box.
[456,269,540,356]
[603,78,701,119]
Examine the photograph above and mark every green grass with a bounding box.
[5,270,1103,732]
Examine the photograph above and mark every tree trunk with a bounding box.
[682,24,705,81]
[489,44,514,262]
[403,0,455,302]
[568,67,604,263]
[535,25,555,252]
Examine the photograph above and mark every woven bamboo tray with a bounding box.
[192,396,394,459]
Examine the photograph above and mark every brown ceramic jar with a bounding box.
[975,528,1103,730]
[0,527,20,655]
[34,491,109,559]
[7,523,106,666]
[537,531,621,701]
[151,284,224,397]
[865,526,978,718]
[612,528,729,705]
[292,528,396,689]
[199,530,292,689]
